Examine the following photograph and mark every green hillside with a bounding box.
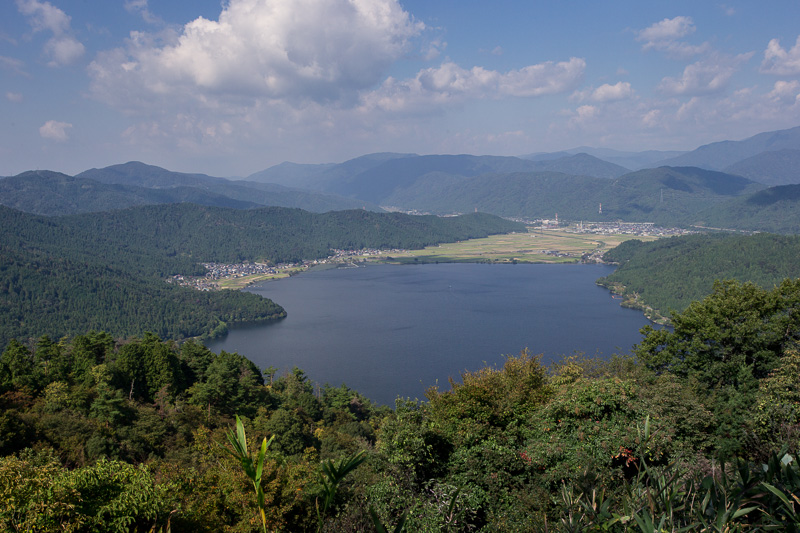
[3,277,800,531]
[598,232,800,319]
[382,166,763,225]
[687,184,800,233]
[0,170,259,215]
[0,204,523,347]
[0,165,374,216]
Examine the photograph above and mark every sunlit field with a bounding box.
[375,227,654,264]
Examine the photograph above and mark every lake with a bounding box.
[204,263,651,405]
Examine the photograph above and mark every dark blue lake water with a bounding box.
[204,263,651,405]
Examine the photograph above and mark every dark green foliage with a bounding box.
[3,264,800,531]
[316,450,367,531]
[188,350,266,417]
[599,232,800,317]
[691,183,800,233]
[553,419,800,532]
[0,203,519,348]
[0,239,285,348]
[635,279,799,382]
[635,278,800,453]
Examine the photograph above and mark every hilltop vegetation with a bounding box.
[0,162,376,216]
[0,204,523,347]
[598,232,800,319]
[2,276,799,531]
[688,184,800,233]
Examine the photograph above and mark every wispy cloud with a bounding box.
[16,0,85,66]
[0,55,29,76]
[658,53,752,96]
[124,0,162,25]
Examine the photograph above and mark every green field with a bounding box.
[373,228,651,264]
[212,228,653,288]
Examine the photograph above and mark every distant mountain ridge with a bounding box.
[523,147,686,170]
[380,166,765,225]
[4,124,800,232]
[0,170,260,215]
[657,125,800,170]
[1,162,379,215]
[723,149,800,186]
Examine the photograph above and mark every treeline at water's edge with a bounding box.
[2,277,800,531]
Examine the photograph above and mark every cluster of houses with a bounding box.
[570,221,695,237]
[167,248,409,290]
[168,262,289,291]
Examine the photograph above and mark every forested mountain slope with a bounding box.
[598,232,800,318]
[3,277,800,531]
[380,166,763,225]
[0,170,260,215]
[684,183,800,233]
[0,162,376,215]
[0,204,522,347]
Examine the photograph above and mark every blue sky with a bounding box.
[2,0,800,177]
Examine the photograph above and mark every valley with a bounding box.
[3,127,800,533]
[6,3,800,530]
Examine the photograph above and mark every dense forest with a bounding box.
[597,232,800,321]
[0,204,523,348]
[2,276,800,531]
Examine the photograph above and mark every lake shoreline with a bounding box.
[206,262,652,404]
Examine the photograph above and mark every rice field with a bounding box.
[378,228,650,264]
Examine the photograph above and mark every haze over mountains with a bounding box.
[0,162,377,216]
[3,125,800,233]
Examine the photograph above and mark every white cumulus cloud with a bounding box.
[592,82,634,102]
[637,16,695,44]
[636,16,709,58]
[761,36,800,76]
[573,81,634,103]
[16,0,85,66]
[768,80,800,105]
[362,57,586,113]
[39,120,72,141]
[89,0,424,108]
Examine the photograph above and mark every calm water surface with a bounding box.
[205,263,651,405]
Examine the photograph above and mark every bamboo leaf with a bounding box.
[762,482,793,509]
